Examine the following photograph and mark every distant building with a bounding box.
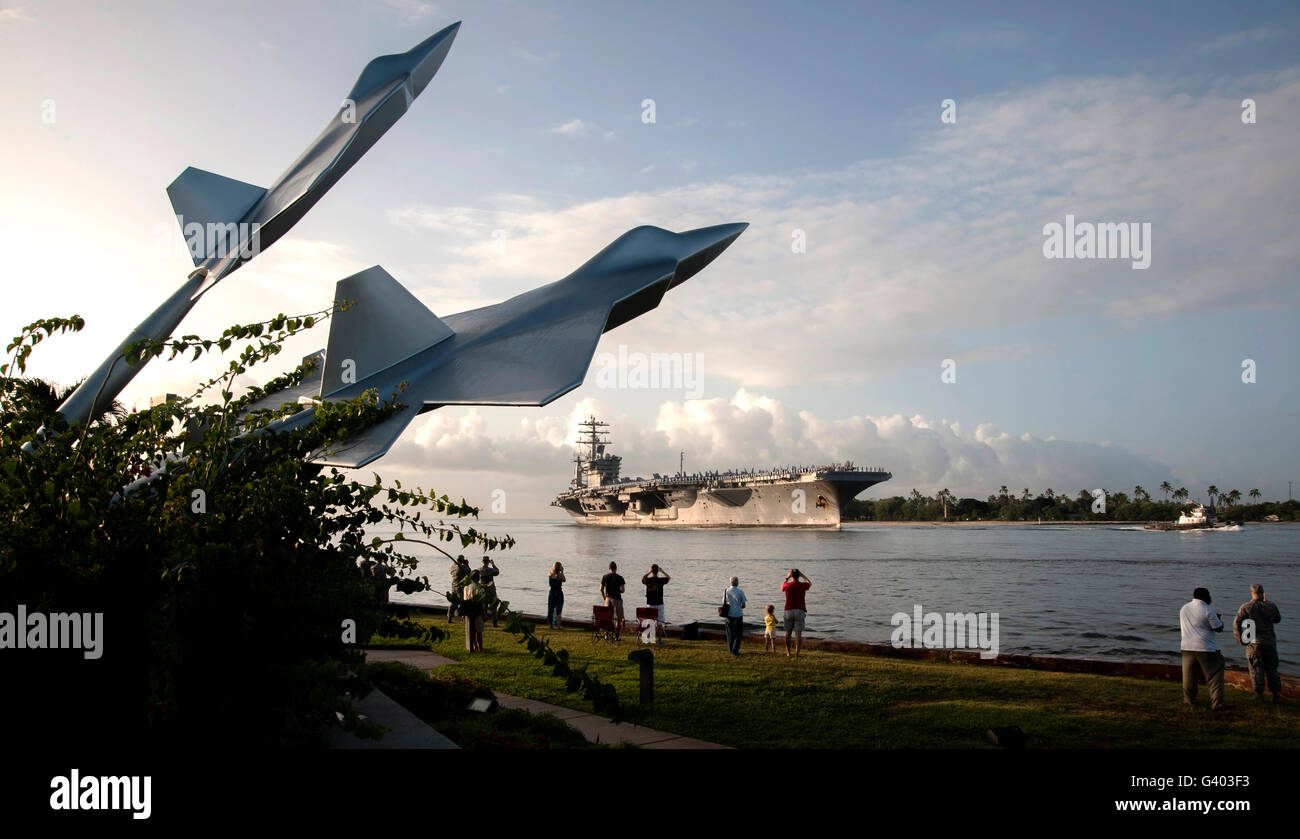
[148,393,179,409]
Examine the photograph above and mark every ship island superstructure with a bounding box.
[552,417,892,528]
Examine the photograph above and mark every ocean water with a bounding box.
[383,519,1300,675]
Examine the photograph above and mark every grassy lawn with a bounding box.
[376,618,1299,749]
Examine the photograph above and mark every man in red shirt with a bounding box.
[781,569,813,657]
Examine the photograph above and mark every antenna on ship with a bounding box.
[572,416,613,489]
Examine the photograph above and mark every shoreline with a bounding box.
[844,519,1297,526]
[394,604,1299,699]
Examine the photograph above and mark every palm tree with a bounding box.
[1045,488,1055,501]
[1226,489,1241,508]
[1175,487,1189,504]
[939,488,952,519]
[1021,488,1031,501]
[1249,488,1261,503]
[1134,485,1149,503]
[1207,485,1219,510]
[1160,481,1173,502]
[5,376,126,438]
[910,489,924,520]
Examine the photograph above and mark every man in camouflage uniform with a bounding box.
[1234,584,1283,703]
[447,555,471,622]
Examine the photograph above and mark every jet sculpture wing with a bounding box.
[306,223,747,468]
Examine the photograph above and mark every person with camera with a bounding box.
[479,556,501,627]
[781,568,813,658]
[1179,586,1227,711]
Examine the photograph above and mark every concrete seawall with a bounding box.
[399,603,1299,700]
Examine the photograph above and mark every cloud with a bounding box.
[0,7,33,22]
[382,67,1300,389]
[547,119,616,141]
[1194,27,1282,53]
[930,25,1031,52]
[511,45,552,63]
[387,389,1175,509]
[382,0,436,24]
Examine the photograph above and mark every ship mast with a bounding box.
[572,416,612,489]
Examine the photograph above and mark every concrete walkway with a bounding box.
[327,686,458,749]
[364,647,729,749]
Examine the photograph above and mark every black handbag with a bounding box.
[718,588,729,618]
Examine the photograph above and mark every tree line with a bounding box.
[845,484,1299,522]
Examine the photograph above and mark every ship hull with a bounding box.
[555,475,886,528]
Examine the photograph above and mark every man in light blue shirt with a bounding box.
[724,576,747,656]
[1179,587,1226,711]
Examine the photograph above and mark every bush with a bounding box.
[364,662,595,749]
[0,314,510,749]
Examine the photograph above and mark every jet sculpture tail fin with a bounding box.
[165,167,268,266]
[322,266,455,397]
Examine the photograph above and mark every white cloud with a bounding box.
[387,389,1174,511]
[382,0,436,24]
[1194,27,1282,53]
[0,7,33,22]
[383,68,1300,389]
[549,118,597,137]
[930,25,1031,52]
[547,119,617,142]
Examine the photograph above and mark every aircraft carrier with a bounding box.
[552,417,891,528]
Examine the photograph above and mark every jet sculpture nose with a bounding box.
[406,21,461,99]
[671,222,748,287]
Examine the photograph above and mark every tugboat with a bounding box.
[1145,504,1239,531]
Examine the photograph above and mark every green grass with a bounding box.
[374,619,1300,749]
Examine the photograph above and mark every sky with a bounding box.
[1,0,1297,516]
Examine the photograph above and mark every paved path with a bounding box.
[364,647,729,749]
[327,686,458,749]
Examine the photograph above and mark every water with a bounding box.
[383,519,1300,675]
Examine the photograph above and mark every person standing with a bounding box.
[547,562,566,629]
[781,568,813,658]
[447,555,471,622]
[479,556,501,627]
[1179,587,1227,711]
[642,564,671,638]
[1234,584,1283,703]
[463,570,485,651]
[601,561,626,626]
[763,605,779,653]
[723,576,747,656]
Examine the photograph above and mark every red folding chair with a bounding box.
[635,607,660,644]
[593,605,620,641]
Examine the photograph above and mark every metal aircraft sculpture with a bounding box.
[245,222,748,468]
[51,20,748,471]
[55,22,462,428]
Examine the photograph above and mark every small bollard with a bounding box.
[627,648,654,707]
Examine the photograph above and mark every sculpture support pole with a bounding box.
[56,268,208,426]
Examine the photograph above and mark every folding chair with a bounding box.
[635,607,661,644]
[593,605,620,641]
